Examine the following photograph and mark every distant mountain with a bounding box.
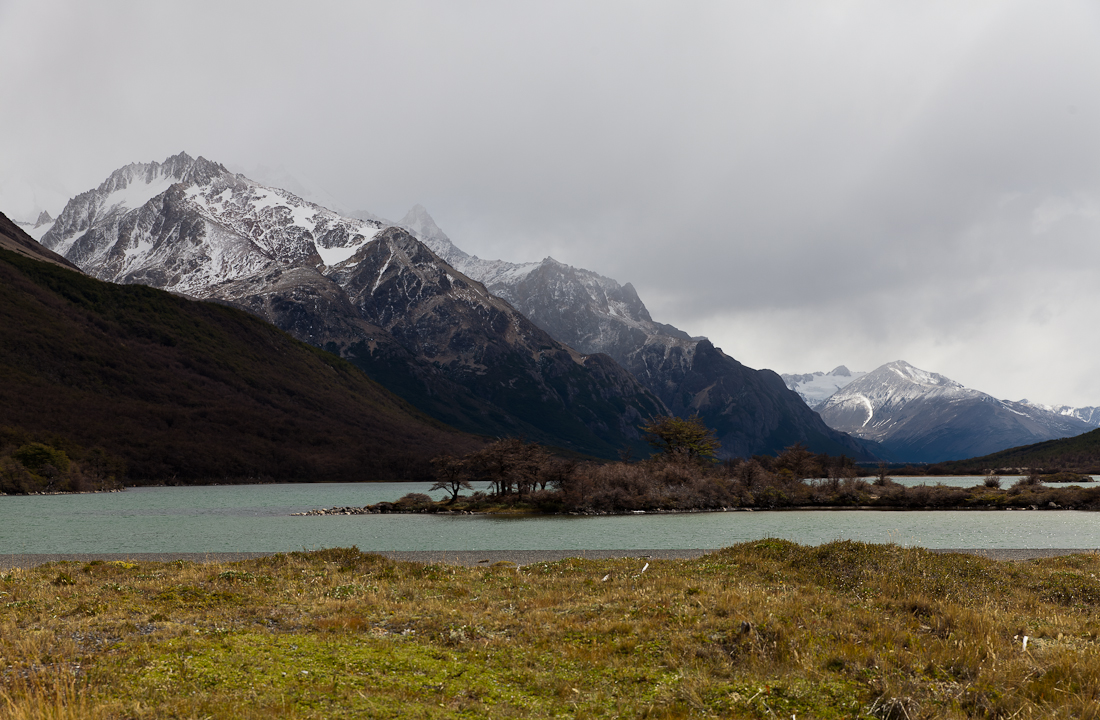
[397,205,879,460]
[0,215,478,482]
[817,360,1094,462]
[1015,400,1100,428]
[781,366,867,409]
[38,153,664,458]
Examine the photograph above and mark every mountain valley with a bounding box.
[36,151,1093,466]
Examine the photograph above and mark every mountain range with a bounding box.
[34,153,666,459]
[813,360,1096,462]
[32,152,877,460]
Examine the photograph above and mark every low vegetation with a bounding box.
[395,429,1100,515]
[2,544,1099,718]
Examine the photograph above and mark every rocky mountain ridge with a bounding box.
[1016,400,1100,428]
[396,206,877,459]
[38,153,664,458]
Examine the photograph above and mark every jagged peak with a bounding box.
[375,224,419,245]
[94,152,229,201]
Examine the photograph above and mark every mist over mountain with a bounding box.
[38,153,664,459]
[397,206,878,460]
[816,360,1094,463]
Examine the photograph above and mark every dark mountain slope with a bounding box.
[941,428,1100,474]
[0,212,79,271]
[624,337,876,458]
[0,232,478,483]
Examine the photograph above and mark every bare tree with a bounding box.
[429,454,473,503]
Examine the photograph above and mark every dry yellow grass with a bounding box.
[2,542,1099,718]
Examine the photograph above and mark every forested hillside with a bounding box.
[0,226,479,487]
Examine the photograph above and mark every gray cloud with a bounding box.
[2,1,1099,405]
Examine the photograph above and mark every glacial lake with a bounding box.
[1,479,1098,554]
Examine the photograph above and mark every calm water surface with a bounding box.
[2,481,1098,554]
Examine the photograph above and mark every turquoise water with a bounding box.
[2,482,1098,553]
[847,475,1088,488]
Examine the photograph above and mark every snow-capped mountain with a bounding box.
[41,154,382,295]
[817,360,1094,462]
[37,152,665,458]
[397,206,877,459]
[781,366,867,409]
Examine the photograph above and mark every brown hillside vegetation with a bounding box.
[0,243,480,486]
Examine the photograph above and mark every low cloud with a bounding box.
[2,0,1098,404]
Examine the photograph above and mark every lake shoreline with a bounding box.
[3,547,1096,570]
[292,502,1090,516]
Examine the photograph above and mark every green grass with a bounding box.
[3,543,1100,718]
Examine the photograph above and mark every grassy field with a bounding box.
[2,542,1099,719]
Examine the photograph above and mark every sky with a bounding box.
[2,1,1100,407]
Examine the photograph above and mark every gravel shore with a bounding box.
[1,547,1095,570]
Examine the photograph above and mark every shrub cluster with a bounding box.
[0,426,124,494]
[424,437,1100,514]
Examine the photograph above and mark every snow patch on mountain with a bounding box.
[821,361,982,430]
[102,173,178,212]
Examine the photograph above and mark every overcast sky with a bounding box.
[3,1,1100,406]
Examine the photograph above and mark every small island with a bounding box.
[295,417,1100,516]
